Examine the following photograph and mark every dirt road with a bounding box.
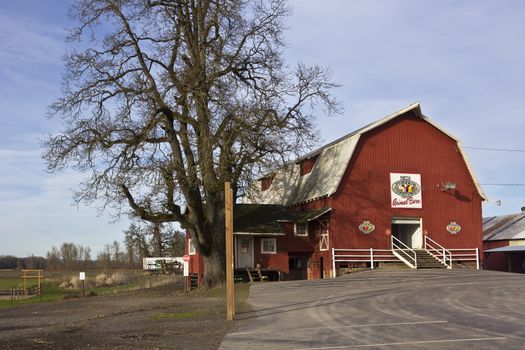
[0,283,240,349]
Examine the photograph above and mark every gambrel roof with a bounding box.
[243,103,487,206]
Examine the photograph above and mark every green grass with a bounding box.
[0,270,179,309]
[0,277,26,289]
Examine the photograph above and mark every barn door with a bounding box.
[391,218,422,249]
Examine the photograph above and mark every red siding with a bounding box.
[329,112,483,255]
[185,232,204,285]
[261,176,273,191]
[299,155,319,176]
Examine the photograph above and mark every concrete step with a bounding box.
[414,250,447,269]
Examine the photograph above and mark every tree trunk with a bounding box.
[201,212,226,288]
[202,247,226,288]
[152,223,163,256]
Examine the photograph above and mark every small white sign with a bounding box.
[79,272,86,280]
[183,261,189,277]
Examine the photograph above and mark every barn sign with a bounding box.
[359,221,375,234]
[390,173,422,209]
[446,221,461,234]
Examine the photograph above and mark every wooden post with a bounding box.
[225,182,235,320]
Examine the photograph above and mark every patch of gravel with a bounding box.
[0,282,245,349]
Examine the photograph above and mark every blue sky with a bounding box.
[1,0,524,257]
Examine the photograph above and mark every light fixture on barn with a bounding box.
[439,181,456,192]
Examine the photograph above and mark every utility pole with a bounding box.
[225,182,235,320]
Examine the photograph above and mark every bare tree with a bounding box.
[46,247,62,270]
[78,245,92,269]
[124,222,151,260]
[44,0,340,286]
[97,244,113,270]
[60,243,79,271]
[112,240,123,264]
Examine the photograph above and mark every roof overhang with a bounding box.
[484,245,525,253]
[277,207,332,223]
[233,231,285,236]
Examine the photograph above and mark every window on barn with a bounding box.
[188,239,196,255]
[294,222,308,236]
[299,155,318,176]
[260,176,273,191]
[261,238,277,254]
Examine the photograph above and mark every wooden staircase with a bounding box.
[246,267,268,282]
[415,250,447,269]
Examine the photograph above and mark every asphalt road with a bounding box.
[221,269,525,349]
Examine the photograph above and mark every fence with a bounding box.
[332,248,400,277]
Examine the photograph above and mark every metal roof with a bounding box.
[233,204,331,235]
[485,245,525,253]
[244,103,487,206]
[483,212,525,241]
[233,204,291,235]
[277,207,332,222]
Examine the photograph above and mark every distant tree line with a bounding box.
[0,222,185,271]
[0,255,47,270]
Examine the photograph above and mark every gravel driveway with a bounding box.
[0,283,236,349]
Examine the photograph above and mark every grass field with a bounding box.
[0,269,181,308]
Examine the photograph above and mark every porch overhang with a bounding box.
[277,207,332,223]
[484,245,525,253]
[234,231,285,236]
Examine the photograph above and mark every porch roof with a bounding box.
[233,204,331,235]
[233,204,291,235]
[277,207,332,223]
[484,245,525,253]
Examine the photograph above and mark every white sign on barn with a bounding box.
[390,173,422,209]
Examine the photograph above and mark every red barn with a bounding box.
[188,103,486,282]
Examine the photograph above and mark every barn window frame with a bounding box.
[260,238,277,254]
[294,222,309,236]
[188,239,196,255]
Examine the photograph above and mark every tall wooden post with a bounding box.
[225,182,235,320]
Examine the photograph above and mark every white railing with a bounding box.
[331,248,399,277]
[391,235,417,269]
[424,235,452,269]
[448,248,480,270]
[331,243,480,278]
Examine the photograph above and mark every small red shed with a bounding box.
[483,208,525,273]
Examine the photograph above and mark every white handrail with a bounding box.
[424,235,452,269]
[391,235,417,268]
[332,248,399,275]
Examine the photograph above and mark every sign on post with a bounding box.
[79,272,86,297]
